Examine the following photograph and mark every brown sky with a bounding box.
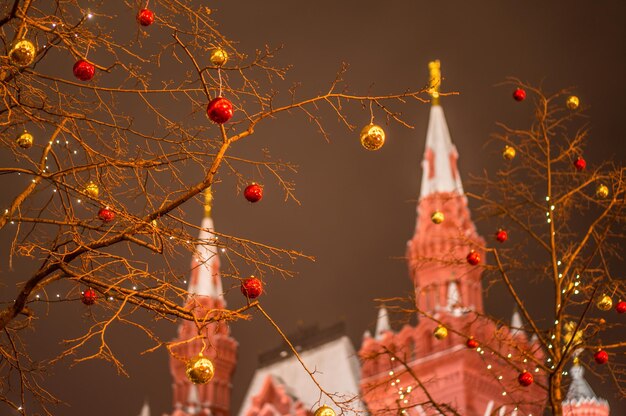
[1,1,625,415]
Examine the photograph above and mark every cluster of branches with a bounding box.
[0,1,430,414]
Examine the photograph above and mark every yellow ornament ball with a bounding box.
[502,145,516,160]
[433,325,448,340]
[360,123,385,151]
[596,184,609,199]
[85,181,100,198]
[210,48,228,66]
[16,131,34,149]
[566,95,580,110]
[431,210,444,224]
[9,39,36,67]
[314,405,336,416]
[185,354,215,384]
[596,294,613,311]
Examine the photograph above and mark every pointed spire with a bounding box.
[510,308,523,336]
[137,400,151,416]
[375,306,391,339]
[363,329,372,339]
[186,384,199,413]
[565,360,600,402]
[420,61,464,198]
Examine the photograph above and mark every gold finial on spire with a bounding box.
[204,187,213,218]
[428,60,441,106]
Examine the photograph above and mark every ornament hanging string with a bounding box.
[85,41,91,59]
[145,0,150,7]
[218,68,223,97]
[369,100,374,124]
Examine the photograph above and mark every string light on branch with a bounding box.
[16,130,34,149]
[185,353,215,384]
[210,48,228,66]
[9,39,36,67]
[314,406,336,416]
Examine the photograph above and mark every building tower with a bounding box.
[359,61,546,415]
[562,359,610,416]
[169,189,238,416]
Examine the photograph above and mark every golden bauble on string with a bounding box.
[433,325,448,340]
[185,354,215,384]
[314,405,336,416]
[9,39,36,67]
[502,145,516,160]
[596,294,613,311]
[360,123,386,151]
[85,181,100,198]
[431,210,444,224]
[16,131,34,149]
[210,48,228,66]
[566,95,580,110]
[595,184,609,199]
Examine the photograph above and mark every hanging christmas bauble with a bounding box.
[517,371,533,387]
[98,207,115,223]
[573,157,586,171]
[240,276,263,299]
[615,300,626,314]
[466,250,480,266]
[137,8,155,26]
[596,294,613,311]
[314,406,336,416]
[495,229,508,243]
[466,337,479,349]
[593,349,608,365]
[502,145,516,160]
[73,59,95,81]
[82,288,97,305]
[359,123,385,151]
[596,184,609,199]
[207,97,234,124]
[433,325,448,340]
[210,48,228,66]
[16,131,34,149]
[9,39,36,67]
[185,354,215,384]
[431,210,445,224]
[244,183,263,203]
[566,95,580,110]
[513,88,526,102]
[85,181,99,198]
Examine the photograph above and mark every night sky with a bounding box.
[2,1,625,415]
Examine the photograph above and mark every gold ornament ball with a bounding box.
[433,325,448,340]
[185,354,215,384]
[314,406,336,416]
[9,39,36,67]
[596,295,613,311]
[431,210,444,224]
[596,184,609,199]
[502,145,516,160]
[85,181,100,198]
[16,131,34,149]
[210,48,228,66]
[566,95,580,110]
[360,123,386,151]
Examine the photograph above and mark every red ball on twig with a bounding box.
[241,277,263,299]
[73,59,95,81]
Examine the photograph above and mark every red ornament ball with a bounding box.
[466,250,480,266]
[207,97,234,124]
[594,349,609,365]
[513,88,526,102]
[98,207,115,223]
[616,300,626,314]
[73,59,95,81]
[137,8,155,26]
[244,183,263,203]
[518,371,533,387]
[82,288,97,305]
[574,157,587,171]
[466,338,479,349]
[495,229,508,243]
[240,276,263,299]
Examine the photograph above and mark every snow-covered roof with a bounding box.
[374,306,391,340]
[419,105,464,198]
[188,216,225,303]
[137,400,150,416]
[564,363,606,404]
[238,335,364,416]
